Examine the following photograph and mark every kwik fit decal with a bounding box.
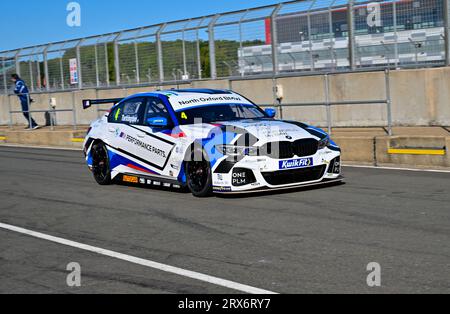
[279,158,313,170]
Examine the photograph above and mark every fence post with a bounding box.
[307,11,314,71]
[385,68,393,136]
[114,33,122,86]
[156,24,166,83]
[324,74,332,135]
[105,42,110,87]
[328,5,336,70]
[393,1,399,68]
[182,28,188,78]
[134,40,140,84]
[15,50,21,76]
[208,15,220,80]
[196,25,202,80]
[2,57,7,95]
[44,45,50,91]
[72,91,77,130]
[347,0,356,70]
[76,40,84,89]
[94,40,100,87]
[7,95,12,129]
[27,94,32,129]
[48,96,54,131]
[36,56,41,91]
[29,54,34,92]
[445,0,450,66]
[59,55,64,90]
[271,5,282,75]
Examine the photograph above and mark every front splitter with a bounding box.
[213,177,344,195]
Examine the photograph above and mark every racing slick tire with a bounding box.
[186,148,213,198]
[91,142,112,186]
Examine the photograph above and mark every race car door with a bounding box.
[123,96,176,174]
[107,97,160,172]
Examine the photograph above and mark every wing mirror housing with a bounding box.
[265,108,277,119]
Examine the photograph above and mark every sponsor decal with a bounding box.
[153,181,162,186]
[332,158,341,174]
[232,172,247,186]
[121,115,139,124]
[146,179,153,185]
[213,186,232,192]
[139,178,146,184]
[69,58,79,85]
[123,175,139,183]
[170,94,252,111]
[163,183,171,188]
[279,157,313,170]
[176,96,245,107]
[120,132,167,158]
[232,168,256,187]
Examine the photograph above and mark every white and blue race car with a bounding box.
[83,89,342,197]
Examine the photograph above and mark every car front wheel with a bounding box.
[186,149,213,197]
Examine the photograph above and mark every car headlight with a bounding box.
[216,145,258,156]
[318,137,330,150]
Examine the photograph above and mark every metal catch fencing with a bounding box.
[7,92,78,130]
[259,68,393,136]
[0,0,449,95]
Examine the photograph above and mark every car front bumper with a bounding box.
[212,148,342,194]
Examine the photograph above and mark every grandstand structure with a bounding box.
[239,0,446,74]
[0,0,449,94]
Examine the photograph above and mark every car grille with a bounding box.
[262,165,326,186]
[259,139,319,159]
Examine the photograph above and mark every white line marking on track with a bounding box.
[0,222,277,294]
[344,164,450,174]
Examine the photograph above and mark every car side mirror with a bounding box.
[147,117,168,128]
[265,108,277,118]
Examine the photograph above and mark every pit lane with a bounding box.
[0,146,449,293]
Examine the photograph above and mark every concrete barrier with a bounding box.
[0,126,448,169]
[1,128,85,148]
[333,136,375,163]
[376,136,449,168]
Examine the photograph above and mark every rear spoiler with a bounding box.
[83,98,124,110]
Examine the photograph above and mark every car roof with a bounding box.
[120,89,254,112]
[127,89,232,97]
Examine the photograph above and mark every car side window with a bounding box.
[145,97,172,126]
[109,98,146,125]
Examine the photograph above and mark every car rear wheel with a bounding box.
[91,142,112,185]
[186,149,213,197]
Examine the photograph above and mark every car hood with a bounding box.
[180,119,323,145]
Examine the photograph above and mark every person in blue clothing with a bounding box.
[11,74,39,130]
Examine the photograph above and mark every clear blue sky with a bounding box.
[0,0,283,51]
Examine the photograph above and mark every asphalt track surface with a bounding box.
[0,145,449,294]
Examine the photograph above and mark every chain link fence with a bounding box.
[1,0,449,95]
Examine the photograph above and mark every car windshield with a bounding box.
[175,104,267,125]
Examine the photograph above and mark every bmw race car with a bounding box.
[83,89,342,197]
